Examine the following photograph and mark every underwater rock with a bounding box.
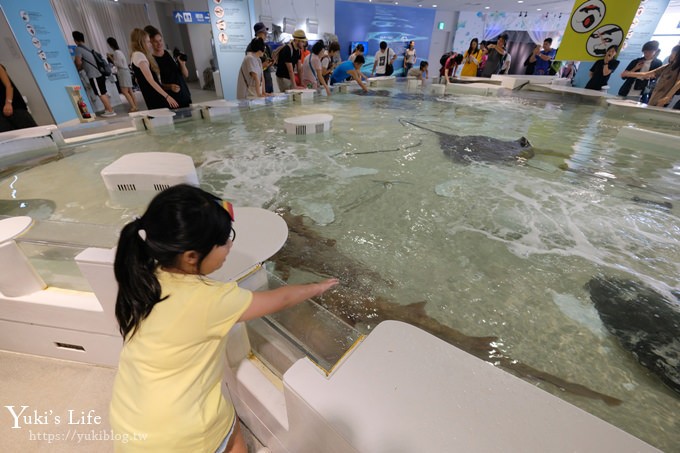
[271,208,622,406]
[587,275,680,395]
[400,119,534,163]
[0,198,56,220]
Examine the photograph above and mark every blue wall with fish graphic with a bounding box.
[335,1,435,77]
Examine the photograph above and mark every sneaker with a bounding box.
[101,111,117,117]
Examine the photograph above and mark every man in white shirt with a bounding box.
[371,41,396,77]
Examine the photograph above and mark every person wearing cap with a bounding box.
[275,29,306,91]
[246,22,274,93]
[618,40,662,99]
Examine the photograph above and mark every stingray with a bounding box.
[400,119,535,163]
[586,275,680,395]
[269,208,622,406]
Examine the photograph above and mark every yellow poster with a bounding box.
[556,0,641,61]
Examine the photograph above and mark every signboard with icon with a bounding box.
[209,0,253,99]
[556,0,640,61]
[0,0,86,123]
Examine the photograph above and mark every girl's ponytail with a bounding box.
[114,217,163,339]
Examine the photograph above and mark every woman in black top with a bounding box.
[144,26,192,108]
[0,64,37,132]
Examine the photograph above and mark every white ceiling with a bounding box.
[346,0,680,14]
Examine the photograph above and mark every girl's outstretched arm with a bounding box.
[238,278,339,322]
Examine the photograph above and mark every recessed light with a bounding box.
[485,6,490,9]
[518,0,524,3]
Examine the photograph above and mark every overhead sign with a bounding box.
[556,0,640,61]
[173,11,210,24]
[0,0,86,123]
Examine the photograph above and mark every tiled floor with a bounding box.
[0,351,117,452]
[0,351,266,452]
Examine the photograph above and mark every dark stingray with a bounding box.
[270,208,622,406]
[400,119,535,163]
[586,275,680,395]
[631,196,673,210]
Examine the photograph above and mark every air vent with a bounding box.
[284,114,333,136]
[55,342,86,352]
[100,152,199,207]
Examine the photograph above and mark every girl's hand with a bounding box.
[313,278,339,296]
[166,96,179,108]
[2,103,12,117]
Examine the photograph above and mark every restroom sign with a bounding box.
[173,11,210,24]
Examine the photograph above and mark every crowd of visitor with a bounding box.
[2,23,680,133]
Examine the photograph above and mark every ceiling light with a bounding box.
[518,0,524,3]
[537,8,541,11]
[485,6,490,9]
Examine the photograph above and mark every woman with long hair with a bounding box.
[128,28,178,110]
[628,45,680,107]
[460,38,482,77]
[403,40,416,74]
[107,37,138,112]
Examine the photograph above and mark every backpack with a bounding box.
[272,43,293,67]
[81,45,112,77]
[439,51,454,67]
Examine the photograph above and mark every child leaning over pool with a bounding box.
[109,184,338,453]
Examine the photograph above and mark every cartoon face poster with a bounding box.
[556,0,640,61]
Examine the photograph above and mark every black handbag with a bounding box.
[384,49,394,76]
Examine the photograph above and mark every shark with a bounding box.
[586,275,680,395]
[270,208,622,406]
[400,120,535,163]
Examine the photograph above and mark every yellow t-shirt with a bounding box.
[109,270,252,452]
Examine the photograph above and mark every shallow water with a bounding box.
[2,87,679,451]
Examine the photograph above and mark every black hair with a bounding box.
[467,38,479,56]
[311,40,325,55]
[641,40,659,52]
[354,43,364,53]
[107,37,119,51]
[606,44,619,54]
[328,41,340,53]
[380,41,387,50]
[453,54,464,64]
[499,34,509,42]
[144,25,161,40]
[72,31,85,43]
[419,60,428,70]
[354,54,365,65]
[544,38,553,44]
[249,37,265,53]
[114,184,233,339]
